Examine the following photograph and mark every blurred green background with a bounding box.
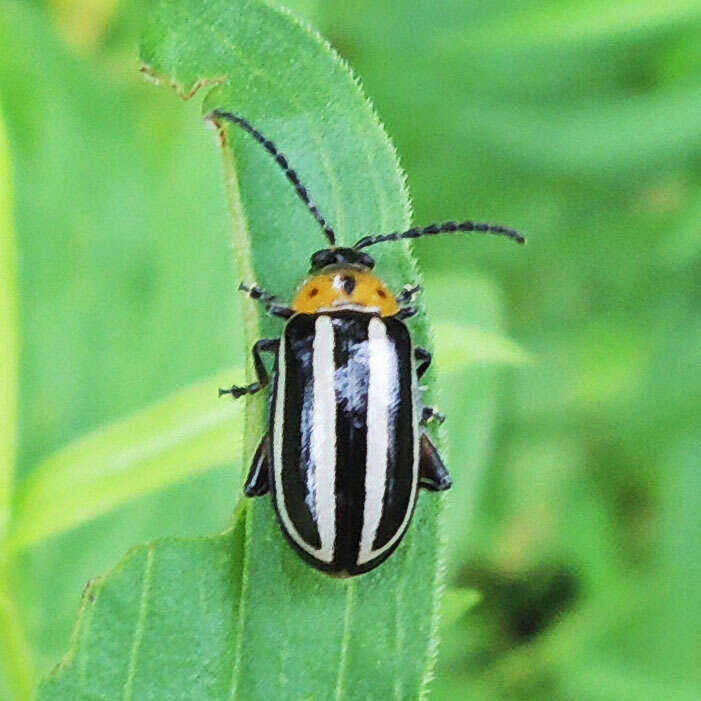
[1,0,700,698]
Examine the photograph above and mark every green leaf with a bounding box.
[8,369,243,553]
[0,94,17,542]
[40,527,246,700]
[41,0,447,698]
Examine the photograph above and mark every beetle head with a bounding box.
[309,247,375,273]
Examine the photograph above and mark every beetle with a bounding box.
[212,109,525,576]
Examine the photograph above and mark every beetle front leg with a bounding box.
[397,283,423,305]
[239,283,294,320]
[397,305,418,320]
[219,338,280,398]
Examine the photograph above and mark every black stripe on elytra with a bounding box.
[280,316,321,551]
[330,312,371,571]
[373,317,415,550]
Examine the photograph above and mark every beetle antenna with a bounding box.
[353,220,525,249]
[208,109,337,247]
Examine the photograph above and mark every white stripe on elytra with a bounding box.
[310,316,337,561]
[358,318,393,564]
[273,317,336,563]
[357,319,419,565]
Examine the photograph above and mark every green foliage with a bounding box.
[0,0,699,699]
[40,533,245,699]
[9,370,244,552]
[0,104,16,541]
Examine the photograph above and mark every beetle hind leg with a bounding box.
[421,406,446,425]
[244,434,271,497]
[419,432,452,492]
[219,338,279,399]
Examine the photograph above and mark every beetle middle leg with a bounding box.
[219,338,280,398]
[239,282,294,319]
[415,348,446,424]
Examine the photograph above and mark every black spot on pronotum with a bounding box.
[340,275,356,295]
[309,287,319,297]
[377,288,387,298]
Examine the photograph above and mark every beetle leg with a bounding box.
[414,347,432,379]
[419,432,453,491]
[219,338,280,398]
[396,283,423,305]
[397,305,418,320]
[268,303,295,320]
[239,283,294,320]
[421,406,445,425]
[244,433,271,497]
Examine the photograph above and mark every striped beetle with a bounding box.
[213,110,525,576]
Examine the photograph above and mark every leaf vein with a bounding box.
[334,580,356,701]
[78,585,102,694]
[122,547,155,701]
[228,504,252,701]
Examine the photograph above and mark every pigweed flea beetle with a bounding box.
[212,109,525,576]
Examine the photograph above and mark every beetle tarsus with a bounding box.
[421,406,445,425]
[239,282,277,303]
[397,284,423,305]
[219,382,262,399]
[239,283,294,319]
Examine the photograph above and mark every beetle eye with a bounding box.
[357,252,375,269]
[310,249,334,271]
